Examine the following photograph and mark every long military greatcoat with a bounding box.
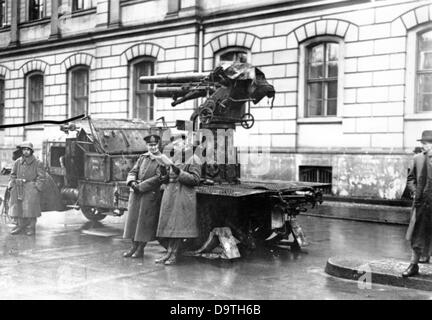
[156,156,201,238]
[123,153,162,243]
[406,150,432,254]
[8,155,45,218]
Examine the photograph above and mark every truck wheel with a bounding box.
[81,207,107,221]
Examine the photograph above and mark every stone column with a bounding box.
[49,0,60,39]
[9,0,20,46]
[109,0,121,28]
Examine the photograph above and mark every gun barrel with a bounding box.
[154,87,214,98]
[157,83,199,88]
[140,72,209,84]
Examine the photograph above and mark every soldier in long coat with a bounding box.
[403,130,432,277]
[155,138,201,265]
[8,141,45,236]
[123,134,163,259]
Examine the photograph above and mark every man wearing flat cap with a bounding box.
[122,134,164,259]
[8,141,45,236]
[403,130,432,277]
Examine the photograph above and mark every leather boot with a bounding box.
[155,248,172,264]
[123,241,139,258]
[10,225,24,235]
[164,252,178,265]
[25,227,36,236]
[11,218,27,235]
[402,263,419,277]
[25,218,36,236]
[131,242,145,258]
[164,239,180,265]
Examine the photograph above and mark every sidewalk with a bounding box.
[325,257,432,292]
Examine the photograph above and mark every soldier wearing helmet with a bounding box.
[8,141,45,236]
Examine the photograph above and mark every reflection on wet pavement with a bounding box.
[1,209,431,299]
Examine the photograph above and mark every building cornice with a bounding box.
[201,0,369,27]
[0,17,201,59]
[0,0,371,59]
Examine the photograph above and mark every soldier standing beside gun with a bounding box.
[403,131,432,277]
[8,141,45,236]
[123,134,163,259]
[154,137,202,265]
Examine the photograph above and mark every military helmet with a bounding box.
[18,141,34,151]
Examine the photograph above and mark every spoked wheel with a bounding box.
[199,106,214,125]
[81,207,107,222]
[240,113,255,129]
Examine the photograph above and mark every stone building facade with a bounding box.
[0,0,431,200]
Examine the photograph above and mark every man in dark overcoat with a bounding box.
[123,134,163,259]
[8,141,45,236]
[403,130,432,277]
[401,147,424,200]
[155,137,201,265]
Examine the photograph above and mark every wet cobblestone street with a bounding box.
[0,206,430,300]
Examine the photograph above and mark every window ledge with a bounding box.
[404,113,432,121]
[19,17,50,28]
[165,12,180,19]
[297,117,342,124]
[65,8,97,18]
[0,25,11,33]
[121,0,153,7]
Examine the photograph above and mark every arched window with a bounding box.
[69,66,89,116]
[26,72,44,122]
[0,76,4,128]
[130,58,155,121]
[417,29,432,112]
[214,47,250,67]
[305,41,339,117]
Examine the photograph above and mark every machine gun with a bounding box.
[141,62,276,129]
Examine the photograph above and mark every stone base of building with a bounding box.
[325,256,432,292]
[0,147,414,201]
[241,151,412,200]
[304,201,411,225]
